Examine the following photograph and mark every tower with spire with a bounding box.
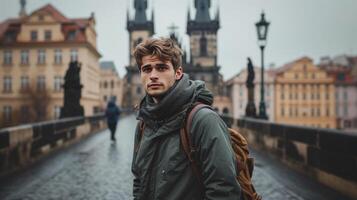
[19,0,27,17]
[185,0,221,95]
[123,0,155,109]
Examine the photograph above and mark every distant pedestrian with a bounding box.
[105,100,121,141]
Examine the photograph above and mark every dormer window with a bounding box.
[67,30,76,41]
[31,31,37,41]
[4,31,16,43]
[45,30,52,41]
[38,15,44,21]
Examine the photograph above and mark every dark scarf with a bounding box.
[137,74,213,125]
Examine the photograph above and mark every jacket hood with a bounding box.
[137,74,213,126]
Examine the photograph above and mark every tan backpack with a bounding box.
[180,103,262,200]
[137,103,261,200]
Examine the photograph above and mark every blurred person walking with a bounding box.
[105,99,121,141]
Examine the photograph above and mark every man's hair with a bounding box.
[133,37,183,70]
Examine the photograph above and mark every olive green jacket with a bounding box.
[132,74,241,200]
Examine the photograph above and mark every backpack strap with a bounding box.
[180,103,212,184]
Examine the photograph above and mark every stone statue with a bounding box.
[246,57,255,88]
[60,61,84,118]
[245,57,257,117]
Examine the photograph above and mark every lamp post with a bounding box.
[255,12,270,119]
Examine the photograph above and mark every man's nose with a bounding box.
[149,69,159,80]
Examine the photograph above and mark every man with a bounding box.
[131,37,241,200]
[105,98,121,141]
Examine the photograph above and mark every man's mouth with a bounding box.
[148,83,163,88]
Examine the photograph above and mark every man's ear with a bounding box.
[175,66,183,80]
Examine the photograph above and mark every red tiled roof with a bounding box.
[275,56,313,74]
[0,4,92,43]
[31,4,69,23]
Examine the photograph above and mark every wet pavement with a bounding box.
[0,115,352,200]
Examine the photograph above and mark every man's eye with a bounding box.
[141,67,151,73]
[157,66,167,71]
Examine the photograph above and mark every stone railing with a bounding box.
[221,116,357,199]
[0,114,106,177]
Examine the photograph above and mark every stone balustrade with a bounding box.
[0,114,106,177]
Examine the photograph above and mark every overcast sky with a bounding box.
[1,0,357,80]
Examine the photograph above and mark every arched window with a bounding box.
[223,107,229,114]
[200,35,207,56]
[135,37,143,47]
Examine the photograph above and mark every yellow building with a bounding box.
[99,61,123,109]
[0,4,101,128]
[274,57,336,128]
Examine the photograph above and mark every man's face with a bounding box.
[140,55,183,101]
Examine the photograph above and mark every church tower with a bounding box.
[186,0,221,95]
[123,0,154,108]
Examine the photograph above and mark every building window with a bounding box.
[4,31,16,43]
[104,95,107,101]
[67,30,76,40]
[20,105,30,123]
[45,30,52,41]
[326,107,330,117]
[344,105,348,117]
[281,106,285,116]
[54,49,62,64]
[3,106,12,122]
[317,108,320,117]
[200,35,208,56]
[311,108,315,117]
[21,50,29,65]
[54,106,61,119]
[294,73,299,79]
[3,76,12,93]
[54,76,62,92]
[295,107,298,117]
[37,49,46,64]
[111,80,114,89]
[31,31,38,41]
[239,85,243,97]
[343,90,348,100]
[3,50,12,65]
[312,73,316,79]
[70,49,78,62]
[103,81,108,89]
[38,15,44,21]
[37,76,46,91]
[20,76,29,91]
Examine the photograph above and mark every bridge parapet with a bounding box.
[222,116,357,199]
[0,114,106,177]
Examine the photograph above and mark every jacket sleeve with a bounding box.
[132,123,141,199]
[191,108,241,200]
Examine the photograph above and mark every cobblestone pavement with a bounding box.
[0,115,352,200]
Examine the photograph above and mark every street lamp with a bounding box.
[255,11,270,119]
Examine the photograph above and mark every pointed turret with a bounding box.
[194,0,211,22]
[187,0,219,34]
[19,0,27,17]
[134,0,147,22]
[127,0,154,34]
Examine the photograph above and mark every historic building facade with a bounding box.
[226,67,275,121]
[0,3,101,128]
[274,57,336,128]
[99,61,123,110]
[318,55,357,132]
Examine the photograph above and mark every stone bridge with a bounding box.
[0,114,356,200]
